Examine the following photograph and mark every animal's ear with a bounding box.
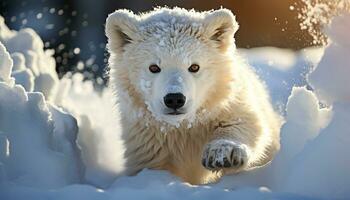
[203,9,239,51]
[105,9,139,53]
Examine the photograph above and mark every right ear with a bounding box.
[105,9,139,53]
[202,9,239,52]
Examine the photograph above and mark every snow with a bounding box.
[280,87,332,159]
[0,42,14,86]
[282,14,350,199]
[238,46,325,110]
[11,53,26,71]
[283,102,350,198]
[12,68,35,92]
[0,18,58,100]
[308,14,350,104]
[0,81,80,189]
[53,73,125,187]
[1,12,350,200]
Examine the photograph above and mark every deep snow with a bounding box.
[0,12,350,200]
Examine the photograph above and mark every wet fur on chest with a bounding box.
[122,120,215,170]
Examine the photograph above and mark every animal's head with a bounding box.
[106,7,239,126]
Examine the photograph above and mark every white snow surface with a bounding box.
[1,13,350,199]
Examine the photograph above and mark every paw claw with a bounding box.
[233,158,238,166]
[216,160,223,167]
[223,157,231,168]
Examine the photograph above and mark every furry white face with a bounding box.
[106,8,239,126]
[127,40,213,126]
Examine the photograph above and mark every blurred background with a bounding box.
[0,0,318,84]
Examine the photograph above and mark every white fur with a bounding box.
[106,7,282,184]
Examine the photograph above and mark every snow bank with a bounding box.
[281,14,350,199]
[1,15,124,188]
[0,16,58,99]
[1,12,350,200]
[54,74,124,187]
[0,41,81,189]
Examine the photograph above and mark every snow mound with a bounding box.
[1,13,124,188]
[0,42,14,86]
[0,16,58,99]
[0,42,82,189]
[308,14,350,104]
[282,14,350,199]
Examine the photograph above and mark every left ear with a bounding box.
[203,9,239,51]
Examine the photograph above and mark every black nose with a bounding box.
[163,93,186,110]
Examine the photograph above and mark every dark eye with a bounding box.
[188,64,200,73]
[149,64,161,73]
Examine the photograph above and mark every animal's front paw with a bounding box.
[202,139,249,171]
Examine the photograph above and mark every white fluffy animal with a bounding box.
[105,7,282,184]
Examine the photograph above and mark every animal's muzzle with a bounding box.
[163,93,186,110]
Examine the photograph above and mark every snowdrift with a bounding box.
[0,13,350,199]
